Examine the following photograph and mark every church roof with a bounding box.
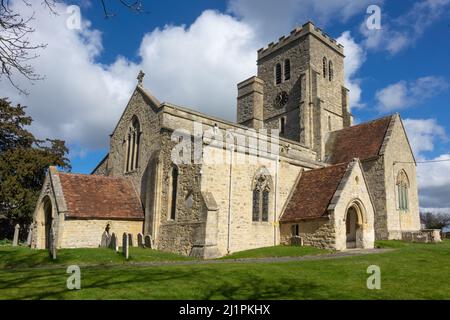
[280,162,349,222]
[327,115,393,164]
[57,172,144,220]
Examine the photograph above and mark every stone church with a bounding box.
[30,22,421,258]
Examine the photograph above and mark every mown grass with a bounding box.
[220,245,330,259]
[0,246,192,269]
[0,240,449,299]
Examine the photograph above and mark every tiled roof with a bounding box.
[328,116,393,164]
[58,173,144,220]
[280,163,349,222]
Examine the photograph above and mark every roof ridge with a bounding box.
[331,114,395,133]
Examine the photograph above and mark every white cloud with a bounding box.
[375,76,448,112]
[361,0,450,54]
[139,10,258,121]
[228,0,376,41]
[403,118,447,158]
[0,3,258,153]
[403,118,450,208]
[336,31,366,109]
[1,1,139,152]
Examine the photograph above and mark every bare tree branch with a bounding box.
[0,0,148,95]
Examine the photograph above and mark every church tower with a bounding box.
[237,21,353,160]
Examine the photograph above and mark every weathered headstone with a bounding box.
[12,224,20,246]
[26,227,32,246]
[137,233,144,247]
[100,231,111,247]
[122,232,129,259]
[144,235,152,249]
[49,230,57,260]
[109,233,118,252]
[128,233,133,247]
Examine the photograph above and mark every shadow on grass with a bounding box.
[0,264,325,300]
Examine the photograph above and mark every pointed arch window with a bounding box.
[323,57,327,78]
[169,165,179,220]
[275,63,282,84]
[252,169,273,222]
[125,116,140,172]
[284,59,291,81]
[397,170,410,211]
[329,60,334,81]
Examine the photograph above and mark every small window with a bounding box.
[275,63,282,84]
[169,166,179,220]
[329,60,333,81]
[323,57,327,78]
[284,59,291,81]
[125,116,140,172]
[291,224,299,236]
[280,117,286,136]
[328,116,332,131]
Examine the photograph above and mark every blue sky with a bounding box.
[2,0,450,209]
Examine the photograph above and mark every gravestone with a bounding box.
[128,233,133,247]
[49,230,57,260]
[122,232,129,259]
[137,233,144,247]
[26,227,32,246]
[12,224,20,246]
[100,231,111,247]
[144,235,152,249]
[109,233,118,252]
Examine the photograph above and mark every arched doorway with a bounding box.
[37,196,53,249]
[345,202,364,249]
[346,206,358,248]
[44,200,53,249]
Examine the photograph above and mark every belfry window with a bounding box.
[125,116,140,172]
[280,117,286,136]
[284,59,291,81]
[323,57,327,78]
[252,169,273,222]
[275,63,282,84]
[329,60,334,81]
[396,170,410,211]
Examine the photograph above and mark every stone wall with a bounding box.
[91,155,109,175]
[361,157,388,240]
[402,229,441,243]
[381,115,421,239]
[59,219,143,248]
[279,218,335,249]
[201,145,305,256]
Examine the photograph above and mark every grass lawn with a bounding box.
[0,240,449,299]
[0,246,192,269]
[220,245,330,259]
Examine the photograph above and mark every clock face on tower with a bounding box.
[274,91,289,108]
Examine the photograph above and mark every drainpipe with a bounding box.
[227,144,234,254]
[273,153,279,246]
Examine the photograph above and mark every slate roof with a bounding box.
[280,162,349,223]
[58,172,144,220]
[327,115,393,164]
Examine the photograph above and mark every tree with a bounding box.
[0,0,146,94]
[0,98,70,240]
[420,211,450,230]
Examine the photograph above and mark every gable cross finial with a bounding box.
[137,70,145,85]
